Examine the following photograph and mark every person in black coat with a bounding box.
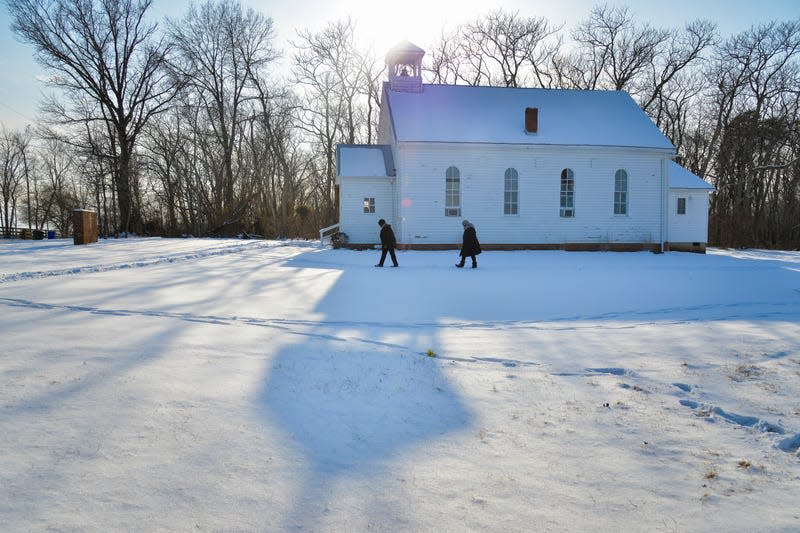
[375,219,399,267]
[456,219,481,268]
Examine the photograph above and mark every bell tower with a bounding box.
[386,41,425,93]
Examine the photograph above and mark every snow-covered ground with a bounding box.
[1,237,798,532]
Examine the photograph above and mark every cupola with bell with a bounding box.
[386,41,425,93]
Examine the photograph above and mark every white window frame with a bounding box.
[614,169,628,215]
[363,197,375,214]
[504,168,519,215]
[677,197,687,215]
[445,166,461,217]
[560,168,575,218]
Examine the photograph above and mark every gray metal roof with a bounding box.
[336,145,395,178]
[669,161,714,190]
[384,84,675,151]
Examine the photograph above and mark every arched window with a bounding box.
[614,169,628,215]
[445,166,461,217]
[560,168,574,217]
[504,168,519,215]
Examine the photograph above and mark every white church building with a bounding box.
[335,41,713,252]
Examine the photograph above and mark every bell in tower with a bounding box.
[386,41,425,93]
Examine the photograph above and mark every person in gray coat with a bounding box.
[456,219,481,268]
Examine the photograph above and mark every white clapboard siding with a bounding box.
[339,177,394,245]
[668,190,709,244]
[377,103,396,146]
[394,143,667,246]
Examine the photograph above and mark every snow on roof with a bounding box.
[336,145,395,178]
[385,40,425,62]
[669,161,714,190]
[384,84,675,150]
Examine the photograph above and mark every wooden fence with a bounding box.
[1,227,59,239]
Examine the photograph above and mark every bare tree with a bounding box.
[637,21,715,152]
[703,20,800,247]
[570,5,668,91]
[361,48,385,145]
[7,0,177,234]
[35,137,80,236]
[425,28,465,85]
[0,128,28,233]
[167,0,277,235]
[653,71,706,156]
[246,74,317,237]
[17,128,36,229]
[140,114,185,235]
[425,27,489,86]
[425,10,561,88]
[463,9,561,88]
[291,18,372,222]
[639,20,716,118]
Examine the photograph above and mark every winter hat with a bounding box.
[378,219,386,226]
[462,219,471,227]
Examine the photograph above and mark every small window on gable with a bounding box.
[677,197,687,215]
[504,168,519,215]
[363,197,375,213]
[445,166,461,217]
[560,168,574,217]
[525,107,538,133]
[614,169,628,215]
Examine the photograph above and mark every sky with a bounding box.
[0,0,799,129]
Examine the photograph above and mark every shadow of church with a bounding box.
[255,250,472,528]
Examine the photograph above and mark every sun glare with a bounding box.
[337,0,495,55]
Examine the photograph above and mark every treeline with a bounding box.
[1,1,798,248]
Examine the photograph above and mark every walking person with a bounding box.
[375,219,399,267]
[456,219,481,268]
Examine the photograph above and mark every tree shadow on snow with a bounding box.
[255,249,473,529]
